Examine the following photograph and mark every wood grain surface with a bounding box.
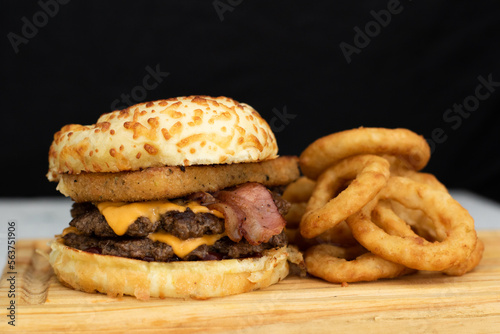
[1,231,499,333]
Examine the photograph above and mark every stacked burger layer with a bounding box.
[46,96,303,299]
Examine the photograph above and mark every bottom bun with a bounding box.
[49,239,290,300]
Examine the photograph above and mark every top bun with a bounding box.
[47,96,278,181]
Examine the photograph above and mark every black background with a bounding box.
[2,0,500,202]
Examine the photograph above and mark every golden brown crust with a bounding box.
[49,239,290,300]
[47,96,278,181]
[299,127,431,180]
[290,222,359,250]
[282,176,316,228]
[304,243,415,283]
[57,156,300,202]
[282,176,316,203]
[443,238,484,276]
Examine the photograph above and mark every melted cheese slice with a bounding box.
[148,231,226,258]
[96,200,223,236]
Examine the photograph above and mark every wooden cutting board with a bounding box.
[1,231,499,333]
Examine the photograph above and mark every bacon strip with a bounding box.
[207,202,244,242]
[209,182,286,245]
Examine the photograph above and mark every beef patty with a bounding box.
[63,189,290,262]
[63,231,287,262]
[69,189,290,239]
[69,205,224,239]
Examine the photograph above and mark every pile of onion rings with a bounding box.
[285,127,483,284]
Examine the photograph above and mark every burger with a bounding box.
[46,95,301,299]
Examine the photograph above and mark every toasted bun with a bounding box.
[47,96,278,181]
[49,239,290,300]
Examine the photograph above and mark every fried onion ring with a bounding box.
[442,238,484,276]
[347,176,477,271]
[312,221,358,246]
[372,200,483,275]
[282,176,316,228]
[57,156,300,202]
[372,200,447,243]
[305,243,415,283]
[300,155,390,238]
[292,221,358,251]
[396,171,448,193]
[383,155,448,194]
[284,202,308,228]
[300,128,430,180]
[371,201,419,238]
[282,176,316,203]
[388,200,446,242]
